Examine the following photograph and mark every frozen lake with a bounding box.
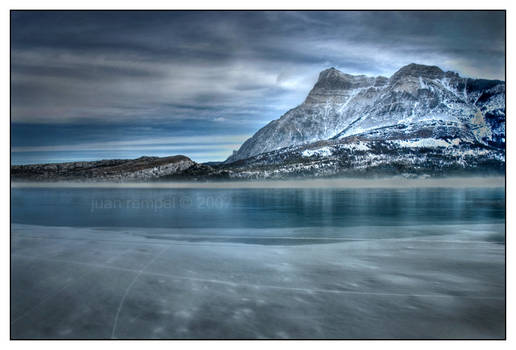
[11,186,505,339]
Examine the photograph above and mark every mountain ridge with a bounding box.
[11,155,196,181]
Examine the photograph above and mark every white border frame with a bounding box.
[2,2,512,349]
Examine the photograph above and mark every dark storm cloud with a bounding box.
[10,11,505,163]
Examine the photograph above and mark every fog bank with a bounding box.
[11,176,505,189]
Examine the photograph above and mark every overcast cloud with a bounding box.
[11,11,505,163]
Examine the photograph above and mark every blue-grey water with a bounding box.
[11,187,505,230]
[10,186,505,339]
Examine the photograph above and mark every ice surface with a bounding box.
[11,223,505,339]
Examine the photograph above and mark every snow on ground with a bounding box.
[391,138,459,148]
[302,147,333,157]
[302,142,370,158]
[339,142,370,151]
[11,223,505,339]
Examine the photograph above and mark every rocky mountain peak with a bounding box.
[318,67,340,78]
[311,67,370,92]
[391,63,446,81]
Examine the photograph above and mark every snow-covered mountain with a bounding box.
[226,63,505,166]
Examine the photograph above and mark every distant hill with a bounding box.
[11,155,195,181]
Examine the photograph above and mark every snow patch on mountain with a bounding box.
[391,138,461,148]
[302,147,333,158]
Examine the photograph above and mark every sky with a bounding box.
[11,10,505,164]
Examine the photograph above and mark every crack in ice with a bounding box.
[110,246,170,339]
